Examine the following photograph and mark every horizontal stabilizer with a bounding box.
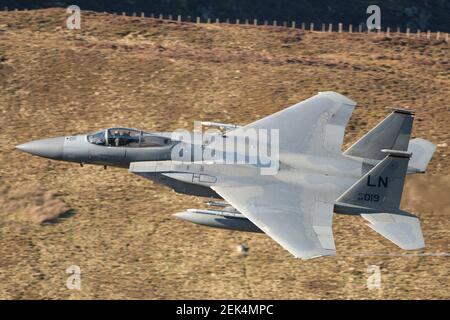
[361,212,425,250]
[407,138,436,173]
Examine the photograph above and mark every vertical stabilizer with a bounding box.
[336,149,411,212]
[344,109,414,160]
[336,149,425,250]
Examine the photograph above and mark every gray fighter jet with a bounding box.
[16,92,436,259]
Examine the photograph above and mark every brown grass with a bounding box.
[0,8,448,299]
[0,186,71,224]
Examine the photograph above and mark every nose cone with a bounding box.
[16,137,65,160]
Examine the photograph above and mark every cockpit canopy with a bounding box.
[87,128,171,148]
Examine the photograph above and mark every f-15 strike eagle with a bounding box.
[16,92,436,259]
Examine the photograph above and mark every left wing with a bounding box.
[212,181,336,259]
[130,161,336,259]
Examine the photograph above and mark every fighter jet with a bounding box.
[16,92,436,259]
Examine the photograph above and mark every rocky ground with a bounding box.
[0,9,448,299]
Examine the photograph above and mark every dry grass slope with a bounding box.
[0,9,448,299]
[0,185,71,224]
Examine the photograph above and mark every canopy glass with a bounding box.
[87,128,171,148]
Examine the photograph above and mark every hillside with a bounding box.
[0,9,449,299]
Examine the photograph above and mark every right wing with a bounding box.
[213,91,356,157]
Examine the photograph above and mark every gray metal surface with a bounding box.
[407,138,437,173]
[361,213,425,250]
[16,91,436,259]
[336,151,411,212]
[344,110,413,160]
[174,209,263,233]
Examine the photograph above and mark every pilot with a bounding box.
[123,131,132,145]
[114,130,120,147]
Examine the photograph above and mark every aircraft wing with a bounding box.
[130,160,336,259]
[221,91,356,156]
[211,181,336,259]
